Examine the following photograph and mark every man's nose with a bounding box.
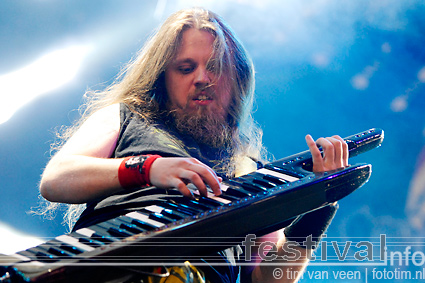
[194,67,211,87]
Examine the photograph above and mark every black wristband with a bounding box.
[284,203,338,249]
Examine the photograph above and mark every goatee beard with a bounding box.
[168,109,233,149]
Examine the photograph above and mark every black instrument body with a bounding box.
[0,128,384,283]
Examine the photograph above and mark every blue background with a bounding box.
[1,1,425,281]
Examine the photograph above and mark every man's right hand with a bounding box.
[149,157,222,198]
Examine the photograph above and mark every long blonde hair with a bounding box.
[41,8,265,230]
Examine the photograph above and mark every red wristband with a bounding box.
[140,155,161,185]
[118,156,144,189]
[118,155,161,189]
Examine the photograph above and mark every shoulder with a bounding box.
[78,104,121,135]
[59,104,121,157]
[87,104,120,125]
[80,103,121,142]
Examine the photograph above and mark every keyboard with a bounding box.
[0,128,384,283]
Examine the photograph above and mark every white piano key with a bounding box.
[145,205,163,213]
[75,227,96,238]
[56,235,95,252]
[219,183,229,192]
[191,190,231,204]
[256,168,300,182]
[187,182,229,193]
[126,211,164,228]
[187,183,231,204]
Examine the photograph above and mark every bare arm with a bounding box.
[40,104,223,204]
[40,104,123,203]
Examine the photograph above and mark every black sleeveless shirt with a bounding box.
[73,104,240,283]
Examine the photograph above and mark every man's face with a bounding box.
[164,28,232,120]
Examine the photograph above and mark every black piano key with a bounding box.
[46,246,74,259]
[251,178,275,188]
[196,196,224,207]
[59,243,84,255]
[124,212,163,230]
[227,179,263,194]
[91,232,115,244]
[138,209,177,223]
[163,207,190,218]
[83,225,121,244]
[45,239,84,256]
[248,171,288,186]
[168,200,204,215]
[240,181,267,192]
[149,212,173,224]
[107,227,133,238]
[20,247,57,262]
[190,198,217,209]
[96,221,133,240]
[113,215,150,235]
[73,232,106,248]
[23,239,84,263]
[55,233,99,252]
[128,210,174,225]
[160,202,197,216]
[113,215,153,233]
[146,203,192,219]
[131,218,158,230]
[103,218,141,238]
[223,187,252,198]
[261,174,288,185]
[159,209,184,221]
[177,198,214,211]
[78,237,103,248]
[119,222,146,234]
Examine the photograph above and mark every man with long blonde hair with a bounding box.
[40,8,347,282]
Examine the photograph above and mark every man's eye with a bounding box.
[178,65,194,74]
